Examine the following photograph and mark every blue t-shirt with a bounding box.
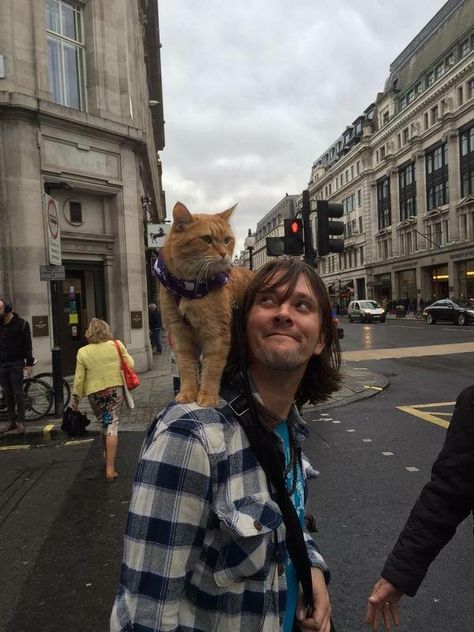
[274,420,305,632]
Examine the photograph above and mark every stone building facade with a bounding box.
[309,0,474,309]
[0,0,165,374]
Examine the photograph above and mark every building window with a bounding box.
[460,124,474,197]
[458,86,464,106]
[426,70,435,87]
[357,189,362,207]
[403,127,409,144]
[380,146,386,161]
[46,0,85,110]
[468,78,474,99]
[359,216,363,234]
[66,200,83,225]
[434,62,444,79]
[431,105,439,125]
[460,38,470,58]
[356,160,361,175]
[399,162,416,220]
[377,176,391,229]
[426,143,448,210]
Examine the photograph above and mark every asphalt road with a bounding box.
[0,318,472,632]
[303,318,474,632]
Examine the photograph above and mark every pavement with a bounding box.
[0,342,389,444]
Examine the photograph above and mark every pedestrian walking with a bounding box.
[366,383,474,631]
[111,258,342,632]
[0,298,34,434]
[71,318,134,481]
[148,303,163,353]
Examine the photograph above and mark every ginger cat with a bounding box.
[157,202,253,407]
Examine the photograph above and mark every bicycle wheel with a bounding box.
[34,373,71,409]
[23,378,54,420]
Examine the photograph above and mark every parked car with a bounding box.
[423,299,474,325]
[348,300,386,323]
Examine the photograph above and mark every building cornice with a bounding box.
[372,56,474,146]
[0,91,149,149]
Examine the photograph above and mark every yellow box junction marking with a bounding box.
[43,424,55,434]
[397,401,456,429]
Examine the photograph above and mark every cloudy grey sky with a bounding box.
[158,0,447,253]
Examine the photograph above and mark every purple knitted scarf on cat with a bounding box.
[154,253,229,300]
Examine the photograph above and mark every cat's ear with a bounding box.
[218,204,238,222]
[173,202,195,232]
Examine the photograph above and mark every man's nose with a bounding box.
[273,303,292,324]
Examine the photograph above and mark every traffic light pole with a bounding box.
[301,189,316,266]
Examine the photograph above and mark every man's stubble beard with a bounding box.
[252,346,308,373]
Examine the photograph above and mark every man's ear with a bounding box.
[218,204,238,222]
[312,336,325,357]
[173,202,195,232]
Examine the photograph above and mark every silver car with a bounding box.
[348,300,386,323]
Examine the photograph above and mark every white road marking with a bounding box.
[405,466,420,472]
[382,451,394,456]
[332,420,341,424]
[363,439,373,443]
[344,341,474,361]
[346,429,356,432]
[320,413,329,417]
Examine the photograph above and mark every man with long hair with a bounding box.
[112,259,341,632]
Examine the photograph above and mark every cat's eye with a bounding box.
[201,235,212,244]
[224,236,232,244]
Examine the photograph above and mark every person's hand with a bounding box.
[366,577,403,631]
[296,567,332,631]
[24,365,33,378]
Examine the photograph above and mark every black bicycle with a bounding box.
[0,377,54,422]
[33,372,71,411]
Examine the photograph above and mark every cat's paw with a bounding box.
[175,389,198,404]
[196,391,219,407]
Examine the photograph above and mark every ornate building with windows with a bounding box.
[0,0,165,373]
[308,0,474,308]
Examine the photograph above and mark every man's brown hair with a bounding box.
[225,258,341,406]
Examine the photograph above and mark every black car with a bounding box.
[423,299,474,325]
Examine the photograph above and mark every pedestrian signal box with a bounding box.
[283,218,304,256]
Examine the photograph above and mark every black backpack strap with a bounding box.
[220,380,314,617]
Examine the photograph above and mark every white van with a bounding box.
[348,300,386,323]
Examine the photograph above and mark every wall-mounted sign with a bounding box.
[32,315,49,337]
[44,194,62,265]
[39,264,65,281]
[146,223,170,249]
[130,311,143,329]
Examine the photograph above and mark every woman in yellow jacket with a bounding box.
[72,318,135,481]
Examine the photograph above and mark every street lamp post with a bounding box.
[244,228,256,271]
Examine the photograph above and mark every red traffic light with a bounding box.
[290,220,301,234]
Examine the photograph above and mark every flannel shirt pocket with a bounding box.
[213,494,282,587]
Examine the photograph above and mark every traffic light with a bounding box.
[316,201,344,256]
[283,218,304,256]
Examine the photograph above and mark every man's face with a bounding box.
[0,302,6,322]
[246,273,325,373]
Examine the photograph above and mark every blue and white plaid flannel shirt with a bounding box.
[111,394,328,632]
